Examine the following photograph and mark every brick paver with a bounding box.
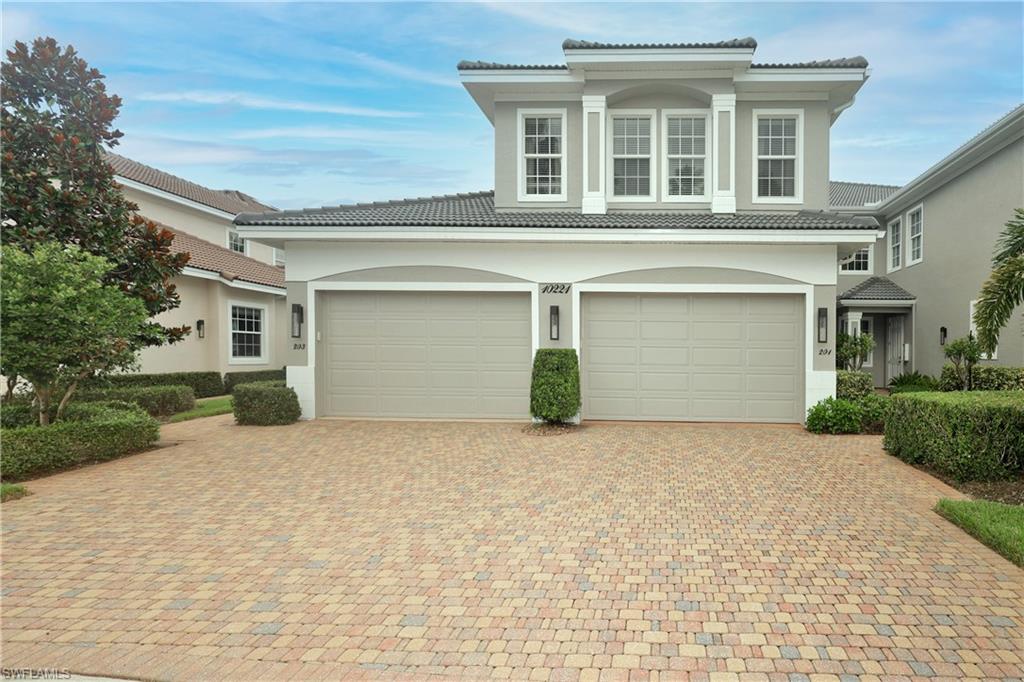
[2,416,1022,681]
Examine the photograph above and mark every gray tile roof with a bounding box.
[839,277,915,301]
[105,152,273,215]
[750,57,869,69]
[829,181,900,209]
[458,60,568,71]
[562,38,757,50]
[235,190,878,231]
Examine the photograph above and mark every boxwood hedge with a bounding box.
[224,369,286,393]
[1,401,159,481]
[232,381,301,425]
[96,371,224,398]
[938,365,1024,391]
[530,349,581,424]
[884,391,1024,481]
[77,385,195,417]
[836,370,874,400]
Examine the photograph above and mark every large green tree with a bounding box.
[1,243,148,425]
[973,208,1024,355]
[1,36,188,349]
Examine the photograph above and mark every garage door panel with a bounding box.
[588,371,638,391]
[747,374,797,393]
[692,373,744,392]
[480,345,532,364]
[692,347,744,367]
[640,372,689,391]
[747,348,799,368]
[480,370,531,390]
[639,295,689,315]
[480,319,532,338]
[747,321,798,342]
[639,397,691,418]
[327,318,376,337]
[692,295,743,315]
[639,320,688,340]
[692,398,744,419]
[692,321,743,341]
[586,320,636,339]
[377,345,428,363]
[638,346,689,366]
[587,346,638,364]
[748,295,801,316]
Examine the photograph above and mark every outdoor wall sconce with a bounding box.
[291,303,304,338]
[817,308,828,343]
[549,305,560,341]
[940,326,947,345]
[196,319,205,339]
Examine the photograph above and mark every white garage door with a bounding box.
[582,293,804,422]
[319,291,532,418]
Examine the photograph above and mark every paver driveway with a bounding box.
[2,417,1022,681]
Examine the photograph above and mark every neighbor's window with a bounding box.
[840,247,871,273]
[665,115,706,198]
[888,218,902,271]
[274,248,286,267]
[229,231,246,254]
[231,305,263,359]
[522,115,563,197]
[612,115,652,197]
[908,206,923,264]
[756,115,797,198]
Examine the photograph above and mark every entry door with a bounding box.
[886,316,904,381]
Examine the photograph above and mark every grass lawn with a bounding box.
[935,498,1024,567]
[167,395,233,423]
[1,483,28,502]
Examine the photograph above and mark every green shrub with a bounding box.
[836,370,874,400]
[95,371,224,398]
[77,385,195,417]
[858,393,891,434]
[939,364,1024,392]
[884,391,1024,481]
[529,349,581,424]
[805,397,864,434]
[232,381,301,425]
[888,371,939,393]
[1,401,159,481]
[224,369,286,393]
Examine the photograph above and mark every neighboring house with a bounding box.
[106,153,288,376]
[830,104,1024,386]
[236,37,880,423]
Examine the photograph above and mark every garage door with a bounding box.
[582,293,803,422]
[319,291,532,418]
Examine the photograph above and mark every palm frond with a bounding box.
[992,208,1024,266]
[973,255,1024,353]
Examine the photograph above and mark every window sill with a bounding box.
[906,258,923,268]
[516,193,568,203]
[839,270,872,276]
[229,357,268,366]
[751,197,803,205]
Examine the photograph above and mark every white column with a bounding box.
[581,95,607,215]
[844,311,863,336]
[711,93,736,214]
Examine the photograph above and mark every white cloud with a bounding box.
[135,90,417,118]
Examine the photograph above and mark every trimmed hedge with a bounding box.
[884,391,1024,481]
[530,349,581,424]
[806,397,864,434]
[939,364,1024,391]
[77,385,195,417]
[836,370,874,400]
[224,369,286,393]
[1,401,159,481]
[96,371,224,398]
[232,381,301,425]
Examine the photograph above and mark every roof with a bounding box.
[457,60,568,71]
[829,181,900,209]
[166,225,284,289]
[105,152,274,216]
[839,276,915,302]
[562,38,757,50]
[235,190,878,230]
[750,57,868,69]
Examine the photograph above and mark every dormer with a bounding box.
[459,38,869,215]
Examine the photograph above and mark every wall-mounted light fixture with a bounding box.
[940,326,947,346]
[549,305,560,341]
[817,308,828,343]
[291,303,304,338]
[196,319,205,339]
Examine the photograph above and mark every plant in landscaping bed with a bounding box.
[884,392,1024,481]
[836,332,875,371]
[1,401,159,481]
[224,369,287,393]
[805,397,864,434]
[973,208,1024,357]
[529,349,581,424]
[935,498,1024,567]
[857,393,891,435]
[92,371,225,398]
[232,381,301,426]
[943,335,982,390]
[77,385,195,418]
[836,370,874,400]
[938,365,1024,392]
[888,371,939,393]
[1,483,28,502]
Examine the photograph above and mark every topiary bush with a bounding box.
[94,371,224,398]
[224,369,287,393]
[77,385,195,417]
[530,349,581,424]
[884,391,1024,481]
[1,401,159,481]
[939,365,1024,392]
[805,397,864,434]
[836,370,874,400]
[232,381,301,425]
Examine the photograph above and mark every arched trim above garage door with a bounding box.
[315,265,530,283]
[582,266,805,285]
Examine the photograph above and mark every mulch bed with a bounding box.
[521,422,583,437]
[915,464,1024,506]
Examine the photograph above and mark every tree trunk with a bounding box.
[36,386,51,426]
[55,372,89,422]
[4,376,17,402]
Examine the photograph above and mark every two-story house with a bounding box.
[235,37,881,422]
[830,104,1024,386]
[106,153,289,377]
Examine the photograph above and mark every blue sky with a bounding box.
[4,2,1022,209]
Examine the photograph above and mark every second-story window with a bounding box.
[664,114,707,199]
[754,110,801,202]
[228,231,246,254]
[887,217,902,272]
[612,114,653,198]
[519,111,565,200]
[907,205,923,264]
[840,247,872,273]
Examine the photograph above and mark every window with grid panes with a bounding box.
[523,116,563,196]
[757,116,797,197]
[231,305,263,359]
[612,116,652,197]
[665,116,706,197]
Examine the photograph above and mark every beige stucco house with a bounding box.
[107,154,288,376]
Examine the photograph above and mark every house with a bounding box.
[234,37,884,422]
[106,153,288,376]
[830,104,1024,386]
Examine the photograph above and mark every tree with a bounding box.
[974,208,1024,355]
[944,335,982,391]
[1,36,188,352]
[1,243,148,425]
[836,331,875,371]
